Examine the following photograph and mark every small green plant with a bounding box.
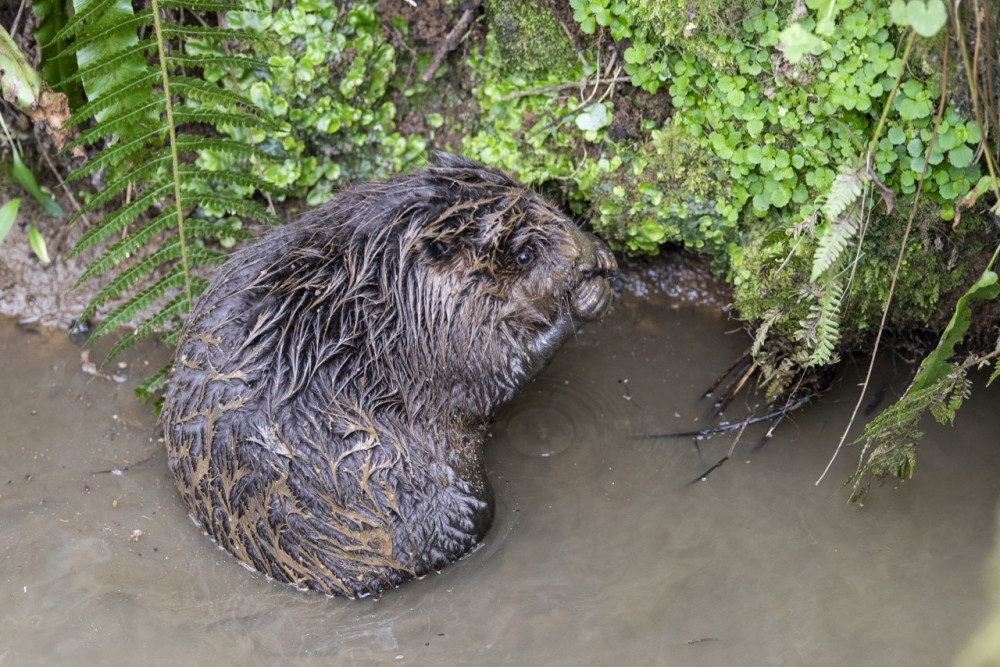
[188,0,426,206]
[0,198,20,246]
[0,113,64,218]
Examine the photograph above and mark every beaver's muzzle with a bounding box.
[571,236,618,321]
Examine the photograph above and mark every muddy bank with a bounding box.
[1,273,998,665]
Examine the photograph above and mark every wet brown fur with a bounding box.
[161,154,616,597]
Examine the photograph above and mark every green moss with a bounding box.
[589,123,736,260]
[483,0,577,79]
[628,0,768,65]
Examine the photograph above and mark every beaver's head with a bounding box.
[387,154,618,417]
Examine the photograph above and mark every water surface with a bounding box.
[1,270,997,665]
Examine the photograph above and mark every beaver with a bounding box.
[161,153,617,597]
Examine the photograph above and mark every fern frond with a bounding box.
[65,38,158,85]
[65,71,162,128]
[170,76,271,118]
[65,0,277,392]
[73,208,177,286]
[988,360,1000,387]
[848,371,963,500]
[160,324,186,347]
[751,308,782,357]
[189,192,281,225]
[183,217,255,241]
[161,25,266,42]
[52,11,154,61]
[808,279,843,367]
[70,184,175,257]
[136,361,172,403]
[66,128,166,181]
[82,242,221,325]
[928,369,971,425]
[159,0,247,12]
[50,0,122,44]
[795,279,843,367]
[173,136,275,160]
[811,205,861,281]
[91,268,188,339]
[822,165,867,222]
[80,237,185,320]
[175,167,291,196]
[69,99,167,149]
[172,109,282,133]
[74,157,174,220]
[102,292,190,363]
[167,54,271,72]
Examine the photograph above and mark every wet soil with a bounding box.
[2,260,998,666]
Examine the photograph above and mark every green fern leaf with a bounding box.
[988,361,1000,387]
[161,25,266,42]
[751,308,782,357]
[808,279,843,367]
[69,98,167,149]
[69,183,174,256]
[102,292,190,364]
[183,217,255,242]
[52,11,154,62]
[135,276,209,338]
[64,71,161,128]
[65,38,157,86]
[172,109,282,133]
[73,157,173,219]
[795,279,843,367]
[136,361,172,402]
[176,167,291,196]
[66,129,166,181]
[159,0,248,12]
[91,268,188,339]
[822,165,867,222]
[79,237,185,320]
[72,208,177,286]
[80,244,221,326]
[51,0,121,44]
[811,205,861,282]
[189,192,281,225]
[66,0,275,388]
[173,136,275,160]
[167,54,270,72]
[170,76,271,118]
[160,316,192,347]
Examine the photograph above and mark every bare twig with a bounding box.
[37,140,90,254]
[630,394,811,440]
[421,0,482,83]
[11,0,28,41]
[499,76,630,102]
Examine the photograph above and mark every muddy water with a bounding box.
[2,270,999,666]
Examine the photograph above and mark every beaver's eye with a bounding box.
[427,239,449,260]
[515,249,535,267]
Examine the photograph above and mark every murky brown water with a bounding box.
[2,270,998,665]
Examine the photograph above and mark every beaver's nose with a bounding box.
[579,237,619,282]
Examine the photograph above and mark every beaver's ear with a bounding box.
[428,151,482,170]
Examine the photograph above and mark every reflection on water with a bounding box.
[1,271,998,665]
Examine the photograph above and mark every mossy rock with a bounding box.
[483,0,577,79]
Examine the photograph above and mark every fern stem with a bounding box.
[150,0,193,307]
